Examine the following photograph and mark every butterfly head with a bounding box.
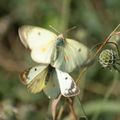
[56,34,65,47]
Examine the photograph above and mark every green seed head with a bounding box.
[99,49,116,68]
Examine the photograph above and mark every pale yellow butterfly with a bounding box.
[18,25,88,73]
[20,65,80,99]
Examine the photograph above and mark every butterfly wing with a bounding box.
[43,68,60,99]
[56,69,80,97]
[20,64,49,93]
[18,25,57,64]
[52,39,88,73]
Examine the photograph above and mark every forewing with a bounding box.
[18,25,57,63]
[20,65,49,93]
[56,69,80,97]
[52,39,88,72]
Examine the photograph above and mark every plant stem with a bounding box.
[60,0,71,32]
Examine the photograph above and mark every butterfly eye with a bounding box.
[78,48,81,52]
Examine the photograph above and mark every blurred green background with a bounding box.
[0,0,120,120]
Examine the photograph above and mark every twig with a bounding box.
[57,105,64,120]
[68,98,78,120]
[51,94,62,120]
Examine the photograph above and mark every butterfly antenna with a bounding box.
[63,26,78,36]
[49,25,60,34]
[65,26,77,33]
[77,95,88,120]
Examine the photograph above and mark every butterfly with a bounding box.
[20,64,80,99]
[18,25,88,73]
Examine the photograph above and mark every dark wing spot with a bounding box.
[38,31,41,35]
[65,77,68,80]
[78,48,81,52]
[34,68,37,71]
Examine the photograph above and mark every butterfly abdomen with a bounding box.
[45,65,54,84]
